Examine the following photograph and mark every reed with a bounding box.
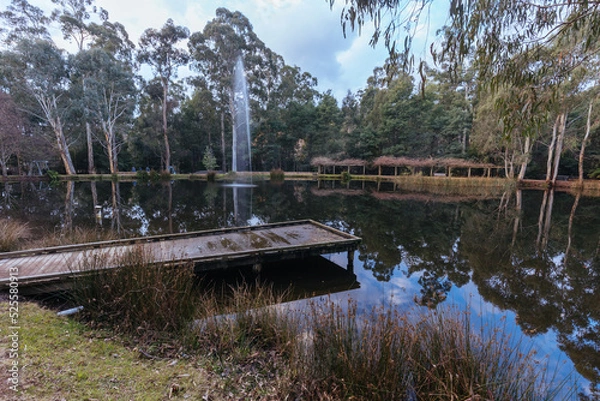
[293,299,570,400]
[63,245,571,399]
[192,279,297,361]
[32,226,119,248]
[393,175,515,197]
[71,245,197,342]
[0,218,30,251]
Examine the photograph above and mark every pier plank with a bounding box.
[0,220,360,287]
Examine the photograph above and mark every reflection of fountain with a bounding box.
[232,185,252,227]
[232,55,251,174]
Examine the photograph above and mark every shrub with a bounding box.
[270,168,285,181]
[135,170,149,181]
[46,169,60,183]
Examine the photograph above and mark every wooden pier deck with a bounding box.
[0,220,360,288]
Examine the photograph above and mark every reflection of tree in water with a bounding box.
[415,270,452,308]
[463,189,600,392]
[350,198,472,302]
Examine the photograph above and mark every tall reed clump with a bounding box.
[192,280,297,361]
[71,245,197,342]
[293,299,571,400]
[33,226,120,248]
[0,218,30,251]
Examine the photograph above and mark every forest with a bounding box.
[0,0,599,180]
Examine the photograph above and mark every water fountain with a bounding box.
[228,55,254,225]
[232,55,252,174]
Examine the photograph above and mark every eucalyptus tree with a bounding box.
[51,0,111,173]
[51,0,108,51]
[188,8,270,172]
[71,49,136,173]
[0,0,51,46]
[0,39,77,175]
[138,18,189,172]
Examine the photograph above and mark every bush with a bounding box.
[270,168,285,181]
[46,169,60,182]
[135,170,149,181]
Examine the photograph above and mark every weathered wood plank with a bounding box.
[0,220,360,287]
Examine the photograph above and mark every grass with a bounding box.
[71,245,198,344]
[0,301,217,401]
[297,299,570,400]
[0,218,30,251]
[391,175,516,197]
[33,226,121,249]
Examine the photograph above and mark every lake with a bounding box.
[2,178,599,396]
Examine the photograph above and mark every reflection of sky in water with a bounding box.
[320,251,587,396]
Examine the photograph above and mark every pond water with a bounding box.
[2,179,599,396]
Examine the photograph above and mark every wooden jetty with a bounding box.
[0,220,360,288]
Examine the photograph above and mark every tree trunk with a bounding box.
[55,117,77,175]
[517,135,532,180]
[162,78,170,172]
[86,121,95,174]
[39,94,76,175]
[220,111,227,172]
[546,115,560,183]
[551,112,567,185]
[579,100,593,183]
[83,78,95,174]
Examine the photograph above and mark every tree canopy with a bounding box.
[0,0,597,180]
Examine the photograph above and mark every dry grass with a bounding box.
[294,299,571,400]
[0,218,30,251]
[70,246,197,345]
[30,226,121,249]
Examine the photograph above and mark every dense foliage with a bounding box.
[0,0,598,179]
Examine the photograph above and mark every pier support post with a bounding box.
[347,249,355,274]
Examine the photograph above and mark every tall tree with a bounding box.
[0,0,51,46]
[72,48,136,173]
[138,18,189,172]
[0,39,77,174]
[188,8,269,172]
[52,0,108,174]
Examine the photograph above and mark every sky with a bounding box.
[3,0,447,101]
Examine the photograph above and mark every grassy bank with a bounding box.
[0,247,574,400]
[1,298,571,400]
